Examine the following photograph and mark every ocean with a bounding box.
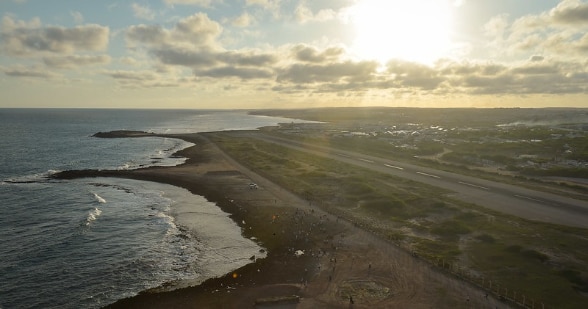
[0,109,301,309]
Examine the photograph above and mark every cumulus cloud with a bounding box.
[194,66,273,79]
[126,13,222,49]
[218,50,276,66]
[483,14,509,39]
[0,16,109,56]
[550,0,588,25]
[295,4,336,24]
[277,60,377,84]
[232,12,255,27]
[438,59,588,95]
[124,12,278,84]
[112,1,588,97]
[387,60,444,90]
[483,1,588,59]
[292,44,344,63]
[152,48,218,67]
[150,48,276,71]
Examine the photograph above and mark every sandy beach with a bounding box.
[55,132,505,308]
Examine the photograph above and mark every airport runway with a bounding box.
[237,132,588,229]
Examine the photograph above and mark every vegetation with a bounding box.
[257,107,588,200]
[210,131,588,309]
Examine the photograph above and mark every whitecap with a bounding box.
[85,207,102,226]
[117,163,131,170]
[93,193,106,204]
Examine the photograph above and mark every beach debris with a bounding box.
[295,250,305,257]
[232,272,238,279]
[249,183,258,189]
[242,220,246,225]
[250,255,256,261]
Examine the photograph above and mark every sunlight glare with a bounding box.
[350,0,453,64]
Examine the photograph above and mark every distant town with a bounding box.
[257,107,588,187]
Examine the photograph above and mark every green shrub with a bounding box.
[475,234,496,243]
[431,220,471,239]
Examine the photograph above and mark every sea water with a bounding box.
[0,109,302,309]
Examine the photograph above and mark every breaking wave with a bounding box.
[92,193,106,204]
[3,169,61,184]
[85,207,102,226]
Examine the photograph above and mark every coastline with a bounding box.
[54,131,503,308]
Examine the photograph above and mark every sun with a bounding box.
[349,0,453,64]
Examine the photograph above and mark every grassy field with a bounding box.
[208,132,588,309]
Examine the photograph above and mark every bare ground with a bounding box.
[65,132,509,309]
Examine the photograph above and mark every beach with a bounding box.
[55,131,503,308]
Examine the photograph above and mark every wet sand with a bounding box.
[55,132,505,308]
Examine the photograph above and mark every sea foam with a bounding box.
[85,207,102,226]
[93,193,106,204]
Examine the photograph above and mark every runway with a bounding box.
[239,132,588,229]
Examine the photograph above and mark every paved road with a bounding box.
[234,132,588,229]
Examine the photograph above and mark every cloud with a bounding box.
[295,4,336,24]
[550,0,588,25]
[102,69,187,88]
[126,13,276,77]
[277,60,377,84]
[113,2,588,97]
[150,48,277,70]
[70,11,84,24]
[163,0,214,7]
[104,69,157,81]
[292,44,344,63]
[246,0,280,9]
[43,55,111,68]
[232,12,255,27]
[440,60,588,95]
[152,48,217,67]
[131,3,156,20]
[387,60,444,90]
[194,66,273,79]
[483,14,509,38]
[245,0,282,18]
[1,16,109,56]
[126,13,222,49]
[2,65,58,79]
[482,2,588,59]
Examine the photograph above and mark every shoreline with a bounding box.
[54,131,504,308]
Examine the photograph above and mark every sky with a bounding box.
[1,0,588,109]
